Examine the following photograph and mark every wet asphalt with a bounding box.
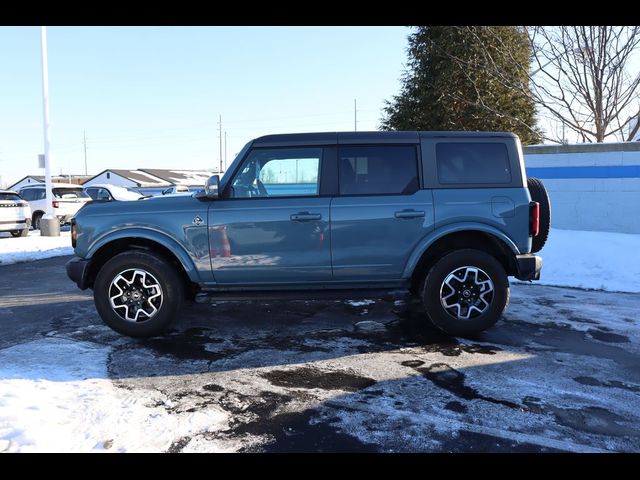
[1,255,639,452]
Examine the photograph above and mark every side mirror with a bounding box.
[198,175,220,199]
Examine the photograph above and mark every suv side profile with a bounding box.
[66,131,549,338]
[19,183,92,229]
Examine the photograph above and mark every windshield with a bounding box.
[53,188,91,199]
[0,193,21,201]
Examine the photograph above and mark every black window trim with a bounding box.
[336,143,422,198]
[221,145,330,201]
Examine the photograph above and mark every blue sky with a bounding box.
[0,26,410,187]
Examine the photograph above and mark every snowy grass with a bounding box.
[0,339,229,452]
[0,230,73,266]
[517,228,640,293]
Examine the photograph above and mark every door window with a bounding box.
[338,145,419,195]
[230,148,322,198]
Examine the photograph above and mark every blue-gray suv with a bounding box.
[66,131,550,338]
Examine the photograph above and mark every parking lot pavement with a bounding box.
[1,256,639,452]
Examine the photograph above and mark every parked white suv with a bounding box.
[19,183,91,229]
[0,190,32,237]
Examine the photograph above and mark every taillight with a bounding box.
[530,201,540,237]
[52,200,59,209]
[71,221,77,248]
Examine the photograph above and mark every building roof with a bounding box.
[139,169,214,186]
[109,169,171,187]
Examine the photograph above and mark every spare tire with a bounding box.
[527,177,551,253]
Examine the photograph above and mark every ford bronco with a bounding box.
[66,131,550,337]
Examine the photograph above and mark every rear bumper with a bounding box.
[514,254,542,281]
[66,256,92,290]
[0,218,29,231]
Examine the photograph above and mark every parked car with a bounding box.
[66,131,550,338]
[84,184,144,202]
[19,183,92,229]
[0,190,31,237]
[161,185,192,196]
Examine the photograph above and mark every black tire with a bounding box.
[32,212,43,230]
[527,177,551,253]
[93,250,185,337]
[421,249,509,336]
[10,227,29,237]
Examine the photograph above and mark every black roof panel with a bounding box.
[252,131,517,146]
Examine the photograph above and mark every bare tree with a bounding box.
[441,26,640,143]
[531,26,640,142]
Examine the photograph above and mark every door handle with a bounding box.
[290,212,322,222]
[394,210,425,219]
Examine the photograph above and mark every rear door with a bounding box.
[330,142,435,280]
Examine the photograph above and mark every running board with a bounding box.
[195,288,411,302]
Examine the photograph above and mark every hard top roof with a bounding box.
[252,131,517,146]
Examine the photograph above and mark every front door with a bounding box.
[208,146,331,285]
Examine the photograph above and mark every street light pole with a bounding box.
[39,26,59,236]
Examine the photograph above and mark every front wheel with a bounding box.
[10,227,29,237]
[421,249,509,336]
[93,250,185,337]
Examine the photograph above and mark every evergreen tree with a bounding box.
[382,26,541,145]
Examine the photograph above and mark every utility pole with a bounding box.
[39,26,59,236]
[224,131,227,172]
[218,115,222,175]
[354,99,357,131]
[83,130,88,175]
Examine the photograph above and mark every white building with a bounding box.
[524,142,640,234]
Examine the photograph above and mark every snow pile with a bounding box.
[0,339,229,452]
[520,228,640,293]
[0,231,73,265]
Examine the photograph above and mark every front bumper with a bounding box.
[514,254,542,281]
[66,256,92,290]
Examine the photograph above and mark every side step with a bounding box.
[195,288,411,303]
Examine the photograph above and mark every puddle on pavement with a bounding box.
[262,366,376,392]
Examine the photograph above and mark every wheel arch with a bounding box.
[85,230,200,291]
[405,226,519,292]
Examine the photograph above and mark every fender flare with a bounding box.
[402,223,521,278]
[86,227,201,283]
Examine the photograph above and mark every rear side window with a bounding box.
[0,192,21,201]
[53,188,90,199]
[338,145,419,195]
[436,143,511,184]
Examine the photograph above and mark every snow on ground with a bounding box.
[519,228,640,293]
[0,338,229,452]
[0,230,73,266]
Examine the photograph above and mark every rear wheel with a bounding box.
[10,227,28,237]
[421,249,509,336]
[93,250,185,337]
[32,212,43,230]
[527,177,551,253]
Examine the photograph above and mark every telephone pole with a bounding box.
[224,131,227,172]
[354,98,357,131]
[83,130,88,175]
[218,115,222,174]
